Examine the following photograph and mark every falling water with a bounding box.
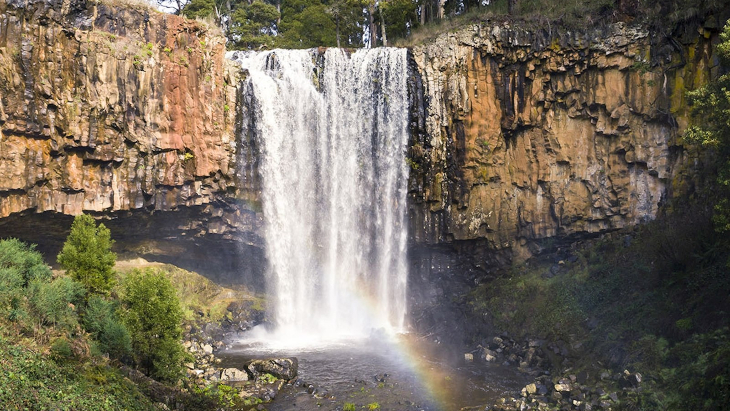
[230,48,410,341]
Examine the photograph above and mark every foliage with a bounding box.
[57,215,117,296]
[0,238,52,286]
[343,402,356,411]
[379,0,419,41]
[0,239,50,323]
[0,336,156,410]
[120,268,188,383]
[661,328,730,410]
[229,1,281,49]
[50,336,75,362]
[28,276,85,328]
[191,383,241,408]
[0,239,86,333]
[278,0,338,48]
[83,295,133,360]
[468,206,730,410]
[686,20,730,232]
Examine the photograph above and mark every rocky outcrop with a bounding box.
[407,21,718,261]
[0,0,243,217]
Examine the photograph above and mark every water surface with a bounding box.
[219,332,530,410]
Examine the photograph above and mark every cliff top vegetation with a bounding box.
[136,0,729,49]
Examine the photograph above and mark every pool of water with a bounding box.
[218,330,530,410]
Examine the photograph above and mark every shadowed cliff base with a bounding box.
[0,208,265,290]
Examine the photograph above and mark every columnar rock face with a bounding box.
[0,0,263,285]
[0,0,244,221]
[407,22,717,260]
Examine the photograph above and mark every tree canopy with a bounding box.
[181,0,419,49]
[172,0,726,50]
[57,215,117,296]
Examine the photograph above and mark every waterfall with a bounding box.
[230,48,410,340]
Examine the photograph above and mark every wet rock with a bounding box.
[522,383,537,396]
[246,358,298,381]
[465,352,474,362]
[480,347,498,362]
[619,370,642,388]
[220,367,249,382]
[374,373,390,383]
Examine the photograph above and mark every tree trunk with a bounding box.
[369,1,377,48]
[380,10,388,47]
[508,0,517,15]
[336,17,341,48]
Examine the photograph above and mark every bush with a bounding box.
[0,266,26,322]
[0,238,52,286]
[57,215,117,296]
[120,268,187,382]
[50,336,74,362]
[83,295,132,360]
[28,276,85,328]
[0,239,56,326]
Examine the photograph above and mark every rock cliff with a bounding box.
[0,0,263,285]
[403,20,721,337]
[406,20,717,261]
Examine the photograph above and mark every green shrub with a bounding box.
[57,215,117,296]
[83,295,132,360]
[50,336,74,362]
[0,267,26,321]
[0,238,52,286]
[120,268,187,382]
[0,239,54,325]
[28,276,85,328]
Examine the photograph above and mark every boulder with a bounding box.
[246,358,298,381]
[220,367,249,382]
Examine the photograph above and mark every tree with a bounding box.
[279,0,338,48]
[120,268,187,382]
[229,0,281,49]
[57,215,117,296]
[508,0,517,15]
[686,20,730,231]
[379,0,419,44]
[326,0,366,48]
[154,0,191,15]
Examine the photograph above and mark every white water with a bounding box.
[229,48,410,342]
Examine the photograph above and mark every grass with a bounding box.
[0,332,157,410]
[114,259,264,324]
